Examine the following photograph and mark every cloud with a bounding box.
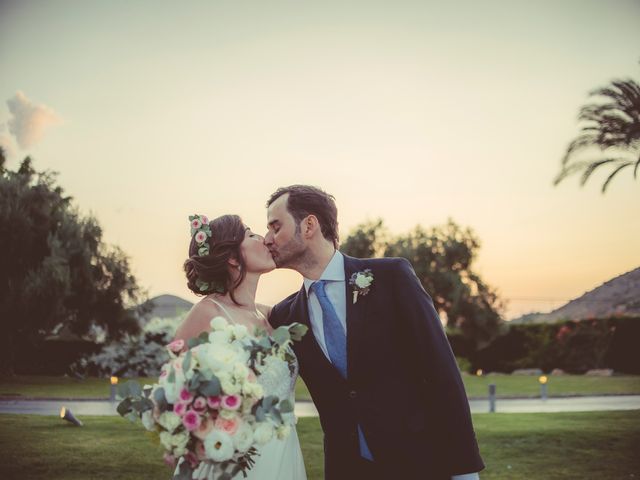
[0,124,16,159]
[6,91,60,149]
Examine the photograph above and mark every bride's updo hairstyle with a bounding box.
[183,214,247,304]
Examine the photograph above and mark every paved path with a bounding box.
[1,395,638,417]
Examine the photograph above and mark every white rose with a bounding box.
[232,324,248,340]
[253,422,274,445]
[204,430,234,462]
[209,329,232,345]
[233,363,249,382]
[355,274,372,289]
[158,412,182,433]
[219,409,237,420]
[159,431,174,450]
[141,410,156,431]
[172,431,189,450]
[221,377,241,395]
[210,316,228,331]
[233,422,254,453]
[276,424,291,440]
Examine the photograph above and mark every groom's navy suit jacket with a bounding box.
[269,255,484,479]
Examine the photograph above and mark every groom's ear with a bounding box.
[301,215,320,238]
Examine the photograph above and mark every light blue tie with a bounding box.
[311,280,374,461]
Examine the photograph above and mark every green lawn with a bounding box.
[0,411,638,479]
[2,374,640,401]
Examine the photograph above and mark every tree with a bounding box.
[341,219,503,350]
[0,151,145,374]
[554,72,640,193]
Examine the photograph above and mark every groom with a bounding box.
[265,185,484,480]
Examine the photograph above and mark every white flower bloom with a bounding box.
[159,431,174,450]
[219,409,237,420]
[172,431,189,450]
[210,316,228,331]
[233,363,249,382]
[232,324,248,340]
[233,422,254,453]
[253,422,274,445]
[355,274,372,288]
[276,424,291,440]
[141,410,156,431]
[209,329,232,345]
[158,412,182,433]
[204,430,235,462]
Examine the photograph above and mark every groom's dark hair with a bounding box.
[267,185,339,247]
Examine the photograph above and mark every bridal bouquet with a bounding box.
[116,317,307,480]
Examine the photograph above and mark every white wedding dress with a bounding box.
[174,299,307,480]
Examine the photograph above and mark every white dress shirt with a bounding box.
[303,251,480,480]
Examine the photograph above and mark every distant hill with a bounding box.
[140,294,194,319]
[511,267,640,324]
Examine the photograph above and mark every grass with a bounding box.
[2,374,640,401]
[0,411,638,479]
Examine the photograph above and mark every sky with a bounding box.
[1,0,638,319]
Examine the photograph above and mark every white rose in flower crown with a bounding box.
[210,316,228,331]
[355,274,373,289]
[204,430,235,462]
[233,422,254,453]
[253,422,274,445]
[194,231,207,244]
[158,412,182,433]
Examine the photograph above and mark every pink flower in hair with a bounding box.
[201,215,209,224]
[195,231,207,244]
[191,219,202,229]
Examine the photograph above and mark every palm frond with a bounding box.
[601,162,633,193]
[579,158,624,186]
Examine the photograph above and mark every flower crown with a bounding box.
[189,214,224,294]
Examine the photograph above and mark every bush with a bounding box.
[72,315,184,378]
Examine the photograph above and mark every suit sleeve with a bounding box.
[393,257,484,475]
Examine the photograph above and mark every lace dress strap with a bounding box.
[207,298,234,322]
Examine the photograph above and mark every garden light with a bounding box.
[60,407,83,426]
[539,375,548,400]
[110,376,118,401]
[476,369,483,377]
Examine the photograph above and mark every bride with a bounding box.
[173,213,307,480]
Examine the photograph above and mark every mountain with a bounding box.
[511,267,640,324]
[140,294,194,319]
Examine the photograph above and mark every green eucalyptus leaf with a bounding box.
[117,382,130,399]
[127,380,142,398]
[279,399,294,413]
[183,351,192,372]
[255,405,265,422]
[272,327,290,346]
[199,376,221,396]
[288,323,308,342]
[116,397,132,417]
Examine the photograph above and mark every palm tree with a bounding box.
[554,77,640,193]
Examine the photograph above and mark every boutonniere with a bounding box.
[348,269,374,304]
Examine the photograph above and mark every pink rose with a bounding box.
[167,339,184,354]
[221,394,241,411]
[179,388,193,403]
[214,416,239,436]
[173,402,187,416]
[192,396,207,413]
[182,410,202,431]
[191,219,202,229]
[195,231,207,244]
[193,416,215,440]
[201,215,209,224]
[207,395,221,409]
[163,453,176,468]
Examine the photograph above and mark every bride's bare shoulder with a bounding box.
[174,298,223,342]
